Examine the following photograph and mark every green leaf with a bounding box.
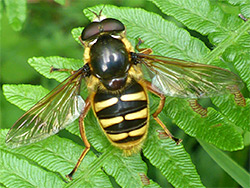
[226,0,250,18]
[2,84,49,111]
[145,181,161,188]
[0,0,3,23]
[84,109,111,152]
[144,119,205,188]
[66,146,160,188]
[4,0,26,31]
[2,84,81,137]
[0,130,95,178]
[65,170,112,188]
[0,129,113,187]
[240,4,250,17]
[226,0,249,4]
[199,139,250,188]
[103,152,148,188]
[221,35,250,90]
[149,0,244,45]
[2,4,249,188]
[150,0,250,89]
[0,132,65,188]
[54,0,65,6]
[163,97,244,151]
[71,27,84,44]
[0,150,64,188]
[28,56,83,82]
[212,96,250,131]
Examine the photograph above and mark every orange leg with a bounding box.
[232,91,246,107]
[139,173,150,186]
[136,38,153,55]
[227,85,246,107]
[66,97,91,180]
[188,99,208,117]
[50,66,77,74]
[145,81,181,144]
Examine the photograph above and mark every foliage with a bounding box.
[1,1,250,188]
[199,139,250,188]
[2,0,65,31]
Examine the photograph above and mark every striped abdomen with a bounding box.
[93,81,149,151]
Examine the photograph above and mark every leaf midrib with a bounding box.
[65,146,116,187]
[153,0,229,33]
[202,20,250,64]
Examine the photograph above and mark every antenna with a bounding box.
[87,5,106,21]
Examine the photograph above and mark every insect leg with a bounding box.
[145,81,182,144]
[188,99,208,117]
[227,85,246,106]
[66,97,91,180]
[238,13,248,21]
[50,66,77,74]
[139,173,150,186]
[136,38,153,55]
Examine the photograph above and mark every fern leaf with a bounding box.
[144,119,205,187]
[0,130,94,177]
[240,4,250,17]
[28,56,83,82]
[226,0,250,18]
[150,0,250,91]
[4,0,26,31]
[145,181,161,188]
[54,0,65,6]
[66,145,161,188]
[2,84,49,111]
[0,2,3,21]
[162,97,243,150]
[0,129,114,187]
[0,132,65,188]
[71,27,84,44]
[199,139,250,188]
[149,0,244,45]
[2,84,81,137]
[221,36,250,90]
[3,4,248,188]
[0,150,64,188]
[212,96,250,131]
[103,152,147,188]
[65,170,112,188]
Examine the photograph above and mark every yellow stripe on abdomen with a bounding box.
[128,125,147,137]
[124,108,147,120]
[99,116,124,128]
[94,97,118,112]
[120,91,146,101]
[107,125,147,142]
[107,132,128,141]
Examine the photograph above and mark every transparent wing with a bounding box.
[137,53,244,98]
[6,68,87,148]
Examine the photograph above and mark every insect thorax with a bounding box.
[88,34,130,90]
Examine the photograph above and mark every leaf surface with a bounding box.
[4,0,26,31]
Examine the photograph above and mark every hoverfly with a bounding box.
[6,9,245,180]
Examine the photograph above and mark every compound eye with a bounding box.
[101,18,125,33]
[81,22,100,41]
